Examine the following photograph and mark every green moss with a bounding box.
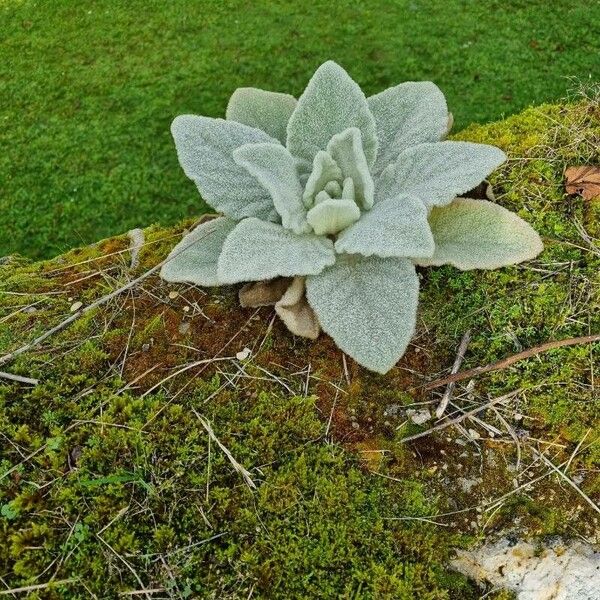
[1,98,599,597]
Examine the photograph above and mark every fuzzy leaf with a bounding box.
[226,87,297,144]
[335,194,434,259]
[368,82,448,174]
[217,218,336,284]
[233,143,310,234]
[326,128,374,209]
[286,61,378,169]
[376,141,506,208]
[171,115,279,221]
[302,151,343,207]
[306,256,419,373]
[306,198,361,236]
[417,198,544,270]
[160,217,236,286]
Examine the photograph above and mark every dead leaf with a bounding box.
[564,165,600,200]
[239,278,292,307]
[275,277,320,340]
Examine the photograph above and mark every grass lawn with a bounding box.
[1,0,599,259]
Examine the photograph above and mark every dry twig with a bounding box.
[533,448,600,515]
[422,333,600,391]
[0,580,77,595]
[435,330,471,418]
[192,409,257,490]
[398,389,522,444]
[0,226,218,376]
[0,370,39,385]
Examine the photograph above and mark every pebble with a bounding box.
[468,428,481,440]
[407,408,431,425]
[236,347,251,361]
[70,301,83,312]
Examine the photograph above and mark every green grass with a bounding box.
[1,0,599,259]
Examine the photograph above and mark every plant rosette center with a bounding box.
[160,61,543,373]
[301,128,372,236]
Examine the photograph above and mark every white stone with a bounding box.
[452,537,600,600]
[236,347,251,361]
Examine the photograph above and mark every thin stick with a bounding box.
[422,333,600,391]
[0,580,76,595]
[0,266,162,369]
[398,389,522,444]
[534,449,600,515]
[140,357,234,398]
[342,353,351,386]
[96,534,151,600]
[192,409,257,490]
[0,227,217,371]
[0,370,39,385]
[118,589,166,596]
[435,330,471,418]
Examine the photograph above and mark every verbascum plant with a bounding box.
[161,61,543,373]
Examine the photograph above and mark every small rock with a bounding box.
[168,291,179,300]
[468,428,481,440]
[183,306,190,313]
[458,477,480,493]
[70,301,83,312]
[236,347,251,361]
[452,538,600,600]
[407,408,431,425]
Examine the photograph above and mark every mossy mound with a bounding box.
[1,97,599,598]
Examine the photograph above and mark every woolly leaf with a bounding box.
[160,217,236,286]
[303,151,343,207]
[171,115,278,221]
[326,128,374,209]
[335,194,434,259]
[286,61,378,169]
[217,218,336,284]
[306,198,361,235]
[368,81,448,174]
[376,141,506,208]
[233,143,310,234]
[417,198,544,270]
[226,87,297,144]
[306,256,419,373]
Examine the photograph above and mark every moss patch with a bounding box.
[0,98,599,597]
